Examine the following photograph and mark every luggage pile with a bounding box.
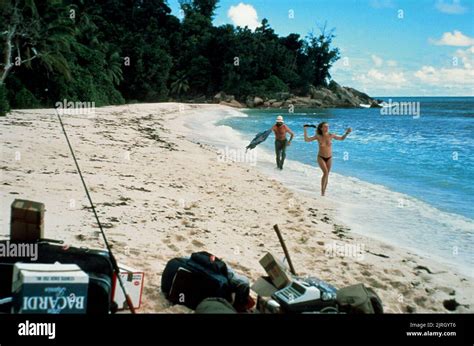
[0,199,142,314]
[1,199,384,315]
[251,252,383,314]
[160,225,384,315]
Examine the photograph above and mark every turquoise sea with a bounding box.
[206,97,473,276]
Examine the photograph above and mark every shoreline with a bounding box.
[172,104,474,278]
[1,103,473,313]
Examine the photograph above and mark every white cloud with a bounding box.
[414,66,474,85]
[387,60,398,67]
[455,45,474,68]
[353,69,407,89]
[435,0,468,14]
[228,3,259,31]
[371,54,383,67]
[414,46,474,87]
[431,30,474,46]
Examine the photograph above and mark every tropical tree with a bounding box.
[0,0,74,85]
[170,72,190,97]
[0,0,343,111]
[303,25,340,87]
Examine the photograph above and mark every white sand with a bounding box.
[1,103,472,313]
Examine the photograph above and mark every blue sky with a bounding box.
[168,0,474,96]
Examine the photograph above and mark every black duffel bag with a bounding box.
[161,251,249,310]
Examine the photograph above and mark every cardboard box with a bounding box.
[10,199,45,242]
[259,252,292,289]
[11,263,89,314]
[112,264,144,310]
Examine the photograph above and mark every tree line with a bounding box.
[0,0,340,116]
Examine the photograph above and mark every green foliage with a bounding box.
[248,76,289,99]
[1,0,340,108]
[302,29,340,87]
[13,88,40,109]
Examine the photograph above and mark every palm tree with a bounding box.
[170,72,190,96]
[0,0,74,85]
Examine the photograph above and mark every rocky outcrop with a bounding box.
[219,99,244,108]
[213,81,381,109]
[253,96,264,106]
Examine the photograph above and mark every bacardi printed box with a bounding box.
[112,264,144,310]
[11,263,89,314]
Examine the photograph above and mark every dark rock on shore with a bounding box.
[212,80,383,109]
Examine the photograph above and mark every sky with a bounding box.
[167,0,474,96]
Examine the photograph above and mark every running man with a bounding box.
[272,115,294,170]
[304,122,351,196]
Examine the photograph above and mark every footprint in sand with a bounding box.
[175,234,186,242]
[413,296,429,308]
[188,229,199,236]
[388,280,406,290]
[163,238,179,251]
[366,277,388,290]
[191,239,205,248]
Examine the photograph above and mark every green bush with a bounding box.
[247,76,290,99]
[13,88,41,109]
[0,84,9,116]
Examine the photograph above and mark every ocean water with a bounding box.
[183,97,474,277]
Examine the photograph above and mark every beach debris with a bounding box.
[139,125,177,151]
[92,222,114,229]
[413,265,446,275]
[120,185,151,192]
[366,250,390,258]
[75,234,86,241]
[332,224,352,239]
[414,265,433,274]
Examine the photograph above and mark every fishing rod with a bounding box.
[55,109,136,314]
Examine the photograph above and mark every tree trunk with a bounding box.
[1,25,16,84]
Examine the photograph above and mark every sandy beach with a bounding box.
[1,103,472,313]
